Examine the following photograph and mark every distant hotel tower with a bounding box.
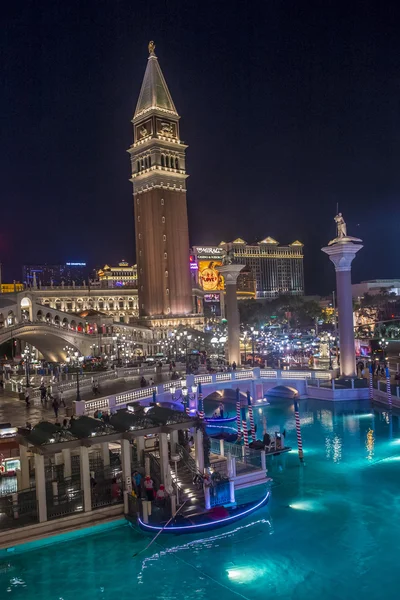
[128,42,193,320]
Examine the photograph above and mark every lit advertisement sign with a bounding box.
[194,246,224,259]
[66,262,86,266]
[198,261,224,291]
[204,293,220,303]
[189,255,198,270]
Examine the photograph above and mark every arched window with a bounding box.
[162,216,165,223]
[164,252,167,259]
[148,156,152,167]
[175,157,179,169]
[145,156,149,169]
[165,155,169,168]
[163,234,166,241]
[137,160,140,172]
[161,154,165,167]
[141,158,144,169]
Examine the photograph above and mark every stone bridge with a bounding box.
[76,367,333,416]
[0,322,98,362]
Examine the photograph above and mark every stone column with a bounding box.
[322,240,363,378]
[136,436,145,466]
[194,428,204,474]
[80,446,92,512]
[120,439,132,493]
[34,453,47,522]
[170,430,178,454]
[62,449,72,478]
[216,264,245,366]
[101,442,110,468]
[158,433,170,487]
[19,445,30,490]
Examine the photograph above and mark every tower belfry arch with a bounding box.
[128,42,193,322]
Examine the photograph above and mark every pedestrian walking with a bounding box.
[59,389,66,407]
[52,397,59,419]
[25,388,31,408]
[144,476,154,501]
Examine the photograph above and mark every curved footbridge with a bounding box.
[75,367,333,417]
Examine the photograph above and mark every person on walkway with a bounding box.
[140,376,147,387]
[111,477,121,503]
[94,380,99,395]
[232,361,237,371]
[156,484,167,505]
[59,389,66,407]
[144,475,154,501]
[149,377,154,387]
[52,397,60,419]
[25,388,31,408]
[132,470,142,497]
[46,384,52,402]
[40,383,46,405]
[69,414,75,427]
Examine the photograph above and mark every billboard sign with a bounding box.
[198,260,224,291]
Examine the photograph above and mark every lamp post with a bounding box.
[250,327,258,367]
[379,338,389,360]
[23,345,35,388]
[170,381,197,414]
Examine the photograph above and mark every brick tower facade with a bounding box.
[128,42,193,319]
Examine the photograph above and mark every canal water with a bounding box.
[1,398,399,600]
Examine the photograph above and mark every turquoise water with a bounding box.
[1,398,400,600]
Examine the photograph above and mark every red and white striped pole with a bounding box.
[197,383,204,419]
[294,400,304,462]
[241,406,249,448]
[386,367,392,409]
[369,365,373,401]
[236,388,242,441]
[247,390,256,441]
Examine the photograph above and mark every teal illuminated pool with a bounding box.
[1,398,399,600]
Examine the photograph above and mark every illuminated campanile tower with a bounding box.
[129,42,192,319]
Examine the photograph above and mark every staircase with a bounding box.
[148,445,205,517]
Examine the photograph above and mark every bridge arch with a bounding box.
[20,296,33,321]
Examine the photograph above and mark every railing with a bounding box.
[176,443,198,476]
[92,479,123,509]
[47,489,84,520]
[115,386,156,405]
[210,481,231,507]
[0,321,96,338]
[235,370,254,379]
[0,488,38,530]
[194,374,213,384]
[210,439,263,470]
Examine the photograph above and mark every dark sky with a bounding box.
[1,0,400,294]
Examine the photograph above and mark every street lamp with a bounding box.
[250,327,258,367]
[379,338,389,360]
[23,345,36,388]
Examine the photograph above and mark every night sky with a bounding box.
[1,1,399,294]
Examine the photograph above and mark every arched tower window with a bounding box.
[148,155,152,167]
[175,157,179,169]
[161,154,165,167]
[145,156,148,169]
[137,161,140,172]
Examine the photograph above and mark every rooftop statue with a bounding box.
[334,213,347,238]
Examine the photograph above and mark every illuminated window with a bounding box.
[137,198,139,204]
[138,215,140,222]
[164,252,167,259]
[161,198,164,205]
[165,270,168,277]
[162,216,165,223]
[166,288,169,295]
[138,233,141,239]
[163,235,166,241]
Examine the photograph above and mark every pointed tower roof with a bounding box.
[134,41,178,120]
[259,236,279,245]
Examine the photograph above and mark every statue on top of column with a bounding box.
[328,211,362,246]
[334,213,347,238]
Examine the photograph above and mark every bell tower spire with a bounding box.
[128,43,193,320]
